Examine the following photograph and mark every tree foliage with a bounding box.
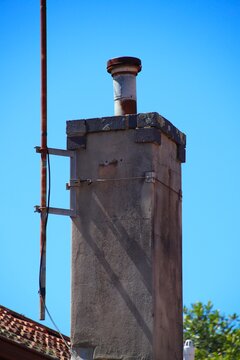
[183,301,240,359]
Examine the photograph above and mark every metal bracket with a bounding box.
[35,146,77,218]
[34,205,77,217]
[145,171,156,183]
[35,146,74,158]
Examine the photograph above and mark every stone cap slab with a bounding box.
[66,112,186,162]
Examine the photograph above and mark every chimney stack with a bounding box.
[68,57,186,360]
[107,56,142,115]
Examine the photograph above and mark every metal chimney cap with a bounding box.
[107,56,142,76]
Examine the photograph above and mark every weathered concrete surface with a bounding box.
[69,114,184,360]
[152,135,183,360]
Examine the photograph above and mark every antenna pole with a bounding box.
[40,0,47,320]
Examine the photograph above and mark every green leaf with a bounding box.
[183,302,240,359]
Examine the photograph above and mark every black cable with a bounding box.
[39,148,50,300]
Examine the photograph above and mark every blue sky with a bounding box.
[0,0,240,336]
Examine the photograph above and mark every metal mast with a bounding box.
[40,0,47,320]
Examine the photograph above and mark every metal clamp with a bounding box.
[66,178,93,190]
[145,171,156,183]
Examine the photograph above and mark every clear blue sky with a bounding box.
[0,0,240,336]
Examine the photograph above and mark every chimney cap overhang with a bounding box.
[107,56,142,76]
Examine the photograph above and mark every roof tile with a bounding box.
[0,305,70,359]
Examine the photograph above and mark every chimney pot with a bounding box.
[107,56,142,116]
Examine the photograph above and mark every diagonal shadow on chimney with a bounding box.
[92,191,152,295]
[73,191,153,344]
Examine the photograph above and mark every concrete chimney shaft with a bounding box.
[107,56,142,115]
[68,112,186,360]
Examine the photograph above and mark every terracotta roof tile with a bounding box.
[0,305,70,359]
